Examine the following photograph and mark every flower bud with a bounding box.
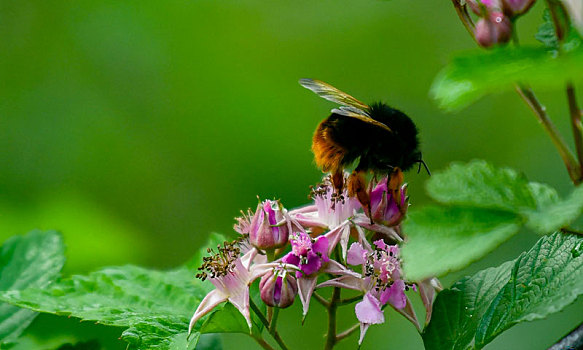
[259,268,298,308]
[501,0,536,17]
[369,178,408,226]
[248,199,289,250]
[475,12,512,48]
[467,0,501,15]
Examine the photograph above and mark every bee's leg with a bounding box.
[348,169,372,224]
[330,169,344,209]
[388,167,406,215]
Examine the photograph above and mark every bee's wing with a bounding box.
[332,106,392,133]
[299,79,369,110]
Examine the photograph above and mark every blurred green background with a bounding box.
[1,0,582,348]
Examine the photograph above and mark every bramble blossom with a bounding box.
[190,173,440,346]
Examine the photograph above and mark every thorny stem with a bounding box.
[545,0,583,183]
[515,85,582,184]
[324,286,341,350]
[335,323,360,343]
[249,298,289,350]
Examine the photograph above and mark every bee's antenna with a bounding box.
[417,162,422,174]
[420,160,431,176]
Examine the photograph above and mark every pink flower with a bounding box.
[189,241,282,333]
[259,266,298,308]
[282,232,329,277]
[369,177,408,226]
[280,230,359,317]
[248,199,290,250]
[292,174,360,229]
[319,241,419,344]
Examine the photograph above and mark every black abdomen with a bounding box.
[324,102,421,173]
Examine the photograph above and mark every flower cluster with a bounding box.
[189,172,441,346]
[468,0,536,48]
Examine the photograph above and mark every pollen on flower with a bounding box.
[310,175,345,204]
[196,239,244,280]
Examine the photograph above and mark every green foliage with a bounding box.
[430,44,583,111]
[0,230,65,345]
[0,265,206,350]
[402,161,583,281]
[423,232,583,350]
[0,233,238,350]
[535,9,582,53]
[402,207,521,281]
[425,160,536,211]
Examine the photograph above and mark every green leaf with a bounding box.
[401,206,521,281]
[535,9,559,50]
[474,232,583,347]
[0,233,238,350]
[406,161,583,280]
[422,261,514,350]
[0,265,205,350]
[423,232,583,350]
[0,230,65,344]
[522,185,583,233]
[427,160,583,233]
[535,9,582,54]
[430,45,583,111]
[425,160,535,211]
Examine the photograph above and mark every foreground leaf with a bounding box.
[1,265,206,350]
[0,230,65,344]
[401,206,521,281]
[423,232,583,350]
[431,45,583,111]
[0,233,232,350]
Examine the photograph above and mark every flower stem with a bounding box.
[324,286,341,350]
[335,323,360,343]
[249,298,289,350]
[269,307,280,334]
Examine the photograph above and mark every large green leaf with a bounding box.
[0,230,65,344]
[0,265,206,350]
[401,206,521,281]
[0,233,235,350]
[403,161,583,281]
[430,45,583,111]
[423,232,583,350]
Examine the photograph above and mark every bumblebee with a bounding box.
[299,78,428,218]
